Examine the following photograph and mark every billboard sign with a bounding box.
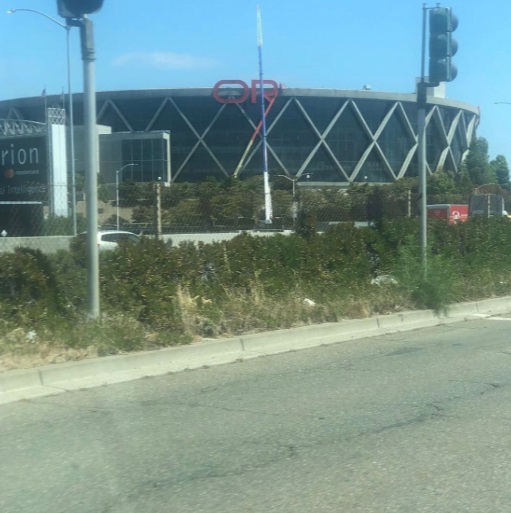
[0,136,48,202]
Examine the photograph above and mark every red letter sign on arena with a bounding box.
[212,80,250,104]
[251,80,279,103]
[213,79,279,104]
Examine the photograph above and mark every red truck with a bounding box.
[427,204,469,224]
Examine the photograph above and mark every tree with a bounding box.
[490,155,510,188]
[161,182,199,209]
[198,178,223,228]
[119,180,143,207]
[463,137,496,186]
[453,164,474,197]
[427,170,458,202]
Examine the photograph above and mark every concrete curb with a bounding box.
[2,297,511,405]
[475,297,511,315]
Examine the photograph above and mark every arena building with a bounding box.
[0,83,479,190]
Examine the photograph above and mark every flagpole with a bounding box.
[257,5,273,224]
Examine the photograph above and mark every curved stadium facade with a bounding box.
[0,86,479,186]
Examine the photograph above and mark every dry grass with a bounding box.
[0,327,99,372]
[0,313,168,372]
[173,280,408,340]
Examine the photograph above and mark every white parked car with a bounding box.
[75,230,140,250]
[97,230,140,250]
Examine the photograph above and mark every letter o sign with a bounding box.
[212,80,250,104]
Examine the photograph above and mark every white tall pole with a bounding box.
[257,5,273,224]
[66,24,77,235]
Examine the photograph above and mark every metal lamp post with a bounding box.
[116,164,137,230]
[277,174,313,228]
[277,173,313,196]
[7,8,78,235]
[277,174,298,198]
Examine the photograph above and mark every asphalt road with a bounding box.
[2,315,511,513]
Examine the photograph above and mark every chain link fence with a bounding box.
[106,178,418,234]
[0,177,419,253]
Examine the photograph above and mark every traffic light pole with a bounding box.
[418,3,458,276]
[418,3,428,273]
[417,81,428,274]
[417,3,440,275]
[80,15,100,319]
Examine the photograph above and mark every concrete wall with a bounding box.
[0,231,292,254]
[0,236,73,254]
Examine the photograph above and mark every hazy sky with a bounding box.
[2,0,511,164]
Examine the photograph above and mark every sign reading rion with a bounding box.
[213,79,279,104]
[0,136,47,202]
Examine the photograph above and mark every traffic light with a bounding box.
[57,0,104,18]
[428,7,458,83]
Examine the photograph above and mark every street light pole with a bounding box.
[277,174,313,228]
[116,163,137,230]
[277,173,313,197]
[277,174,297,228]
[7,8,77,235]
[277,174,297,198]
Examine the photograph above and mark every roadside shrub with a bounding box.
[393,235,461,313]
[64,314,154,355]
[100,238,184,331]
[373,218,418,270]
[4,216,511,361]
[0,248,65,323]
[52,249,87,312]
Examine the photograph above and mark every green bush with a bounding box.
[392,238,460,313]
[3,217,511,359]
[0,248,65,323]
